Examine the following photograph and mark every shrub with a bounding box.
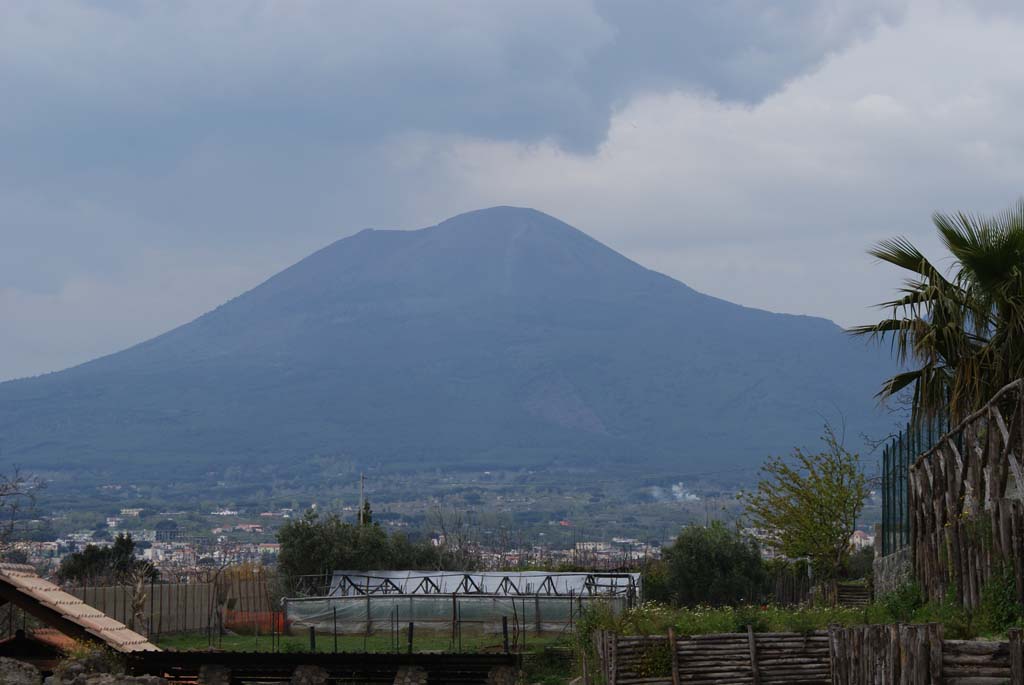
[978,564,1023,635]
[661,522,766,606]
[845,547,874,581]
[913,585,975,639]
[878,581,924,622]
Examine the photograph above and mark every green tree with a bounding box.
[658,522,766,606]
[276,510,452,585]
[851,200,1024,423]
[740,427,867,581]
[360,499,373,526]
[58,533,157,584]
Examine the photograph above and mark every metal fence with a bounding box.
[63,567,272,639]
[880,415,949,556]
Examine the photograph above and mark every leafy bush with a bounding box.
[579,601,867,640]
[877,581,924,622]
[913,586,974,639]
[733,605,771,633]
[661,522,766,606]
[845,547,874,581]
[978,564,1023,635]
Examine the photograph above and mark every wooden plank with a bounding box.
[668,627,680,685]
[746,625,760,685]
[1010,629,1023,685]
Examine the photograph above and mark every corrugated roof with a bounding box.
[0,563,159,652]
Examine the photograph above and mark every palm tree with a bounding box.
[850,199,1024,424]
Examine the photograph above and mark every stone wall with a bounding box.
[872,547,912,596]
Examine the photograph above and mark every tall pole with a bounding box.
[358,473,365,525]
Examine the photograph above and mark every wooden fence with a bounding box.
[593,625,1024,685]
[594,628,831,684]
[908,378,1024,609]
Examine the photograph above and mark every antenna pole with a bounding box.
[359,472,365,525]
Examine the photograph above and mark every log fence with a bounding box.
[908,378,1024,609]
[593,629,831,685]
[592,626,1024,685]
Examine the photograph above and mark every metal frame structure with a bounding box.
[327,571,640,598]
[287,570,640,637]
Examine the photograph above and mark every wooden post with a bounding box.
[667,627,680,685]
[927,623,942,685]
[1011,628,1023,685]
[450,593,457,647]
[502,616,509,654]
[606,630,614,683]
[746,625,760,685]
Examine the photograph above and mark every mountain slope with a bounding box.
[0,207,893,476]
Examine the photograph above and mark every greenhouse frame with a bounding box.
[284,570,641,636]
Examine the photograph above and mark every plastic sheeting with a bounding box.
[285,594,628,635]
[285,570,640,635]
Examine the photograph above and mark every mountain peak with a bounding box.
[434,205,566,229]
[423,206,594,245]
[0,207,892,479]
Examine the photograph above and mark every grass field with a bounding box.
[156,629,564,655]
[155,631,577,684]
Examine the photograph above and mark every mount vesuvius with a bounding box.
[0,207,893,477]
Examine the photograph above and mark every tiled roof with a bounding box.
[0,563,159,652]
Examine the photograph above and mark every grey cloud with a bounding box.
[1,1,905,155]
[0,1,905,289]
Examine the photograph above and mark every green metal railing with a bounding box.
[880,415,949,556]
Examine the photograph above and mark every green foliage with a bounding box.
[875,581,924,622]
[844,547,874,581]
[740,427,867,580]
[852,199,1024,423]
[276,510,460,584]
[520,645,576,685]
[360,499,373,526]
[578,575,1024,653]
[579,601,867,639]
[640,559,671,604]
[866,582,975,639]
[660,521,766,606]
[57,533,158,584]
[978,563,1024,635]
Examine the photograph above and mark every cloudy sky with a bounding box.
[3,1,1023,381]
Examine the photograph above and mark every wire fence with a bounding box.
[880,415,950,556]
[62,566,273,640]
